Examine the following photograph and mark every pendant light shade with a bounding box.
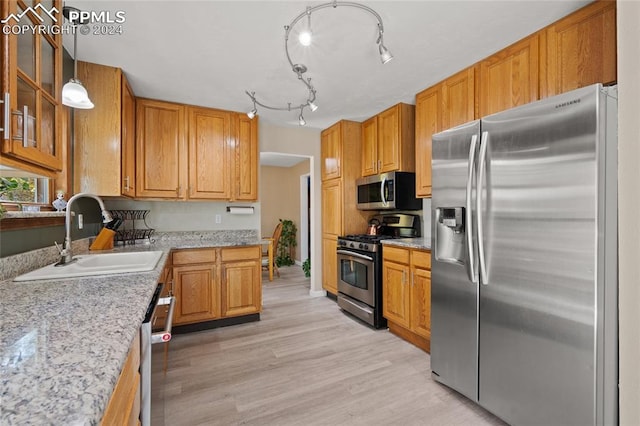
[62,79,94,109]
[62,6,94,109]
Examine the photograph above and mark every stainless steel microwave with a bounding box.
[356,171,422,210]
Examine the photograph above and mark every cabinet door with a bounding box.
[415,86,440,198]
[442,66,476,130]
[136,99,185,198]
[121,75,136,198]
[479,35,539,116]
[322,237,338,295]
[321,123,341,181]
[74,62,122,196]
[321,179,342,237]
[234,114,258,201]
[542,1,616,98]
[188,107,231,200]
[221,259,261,317]
[1,0,63,171]
[382,260,410,329]
[361,116,378,177]
[173,264,217,325]
[411,267,431,340]
[377,105,400,173]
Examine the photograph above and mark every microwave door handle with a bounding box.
[380,177,388,207]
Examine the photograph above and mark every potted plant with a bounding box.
[276,219,297,267]
[302,258,310,278]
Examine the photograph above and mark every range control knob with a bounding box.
[363,244,369,251]
[349,243,355,248]
[358,243,364,249]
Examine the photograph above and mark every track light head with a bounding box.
[247,108,257,119]
[379,43,393,64]
[298,111,306,126]
[308,101,318,112]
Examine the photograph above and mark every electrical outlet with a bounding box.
[78,214,83,229]
[215,214,222,224]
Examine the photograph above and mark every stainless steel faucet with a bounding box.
[56,193,113,265]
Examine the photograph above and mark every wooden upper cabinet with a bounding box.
[361,116,378,177]
[121,77,136,197]
[442,67,476,130]
[415,86,440,198]
[541,0,616,98]
[376,103,416,175]
[74,62,135,197]
[1,0,63,171]
[479,35,539,116]
[321,123,341,181]
[234,114,258,201]
[413,66,476,199]
[188,107,231,200]
[136,99,186,198]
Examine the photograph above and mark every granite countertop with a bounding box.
[0,231,261,425]
[381,237,431,250]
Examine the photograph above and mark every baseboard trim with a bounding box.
[309,289,326,297]
[170,314,260,334]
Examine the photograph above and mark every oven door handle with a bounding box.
[151,296,175,344]
[337,250,374,262]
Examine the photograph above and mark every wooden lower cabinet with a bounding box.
[221,246,262,317]
[170,246,261,326]
[382,246,432,352]
[322,237,338,295]
[173,263,218,324]
[101,331,140,426]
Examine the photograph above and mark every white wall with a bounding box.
[259,120,323,296]
[617,2,640,424]
[104,199,260,231]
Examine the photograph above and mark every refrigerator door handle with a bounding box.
[477,131,489,285]
[466,134,479,284]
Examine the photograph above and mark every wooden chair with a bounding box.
[262,222,283,280]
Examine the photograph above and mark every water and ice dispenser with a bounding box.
[435,207,466,265]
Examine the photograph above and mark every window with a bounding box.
[0,166,50,208]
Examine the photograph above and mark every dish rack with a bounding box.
[110,209,155,245]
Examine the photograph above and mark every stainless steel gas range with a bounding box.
[336,214,420,328]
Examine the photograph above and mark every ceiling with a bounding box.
[66,0,590,130]
[260,152,308,167]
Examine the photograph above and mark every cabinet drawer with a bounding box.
[172,248,216,265]
[383,246,410,264]
[221,246,260,262]
[411,249,431,270]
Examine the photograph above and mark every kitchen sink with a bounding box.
[14,251,164,282]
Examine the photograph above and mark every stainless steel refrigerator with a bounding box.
[430,84,618,426]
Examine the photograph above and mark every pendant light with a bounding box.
[62,7,94,109]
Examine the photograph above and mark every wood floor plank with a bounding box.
[151,267,506,426]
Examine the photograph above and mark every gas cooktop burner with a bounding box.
[341,234,395,243]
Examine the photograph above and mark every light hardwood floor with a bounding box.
[151,266,506,426]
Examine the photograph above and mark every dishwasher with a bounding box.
[140,283,175,426]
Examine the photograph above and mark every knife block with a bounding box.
[90,228,116,251]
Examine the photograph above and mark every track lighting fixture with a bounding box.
[245,1,393,125]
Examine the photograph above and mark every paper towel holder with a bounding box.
[226,206,255,215]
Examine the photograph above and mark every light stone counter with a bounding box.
[381,237,431,250]
[0,230,259,425]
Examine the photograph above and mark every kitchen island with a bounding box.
[0,231,261,425]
